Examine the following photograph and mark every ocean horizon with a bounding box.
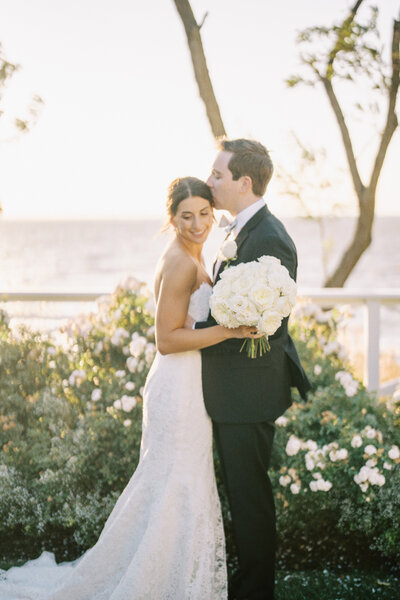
[1,216,399,357]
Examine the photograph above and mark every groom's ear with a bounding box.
[239,175,253,193]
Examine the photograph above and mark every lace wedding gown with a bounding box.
[0,282,227,600]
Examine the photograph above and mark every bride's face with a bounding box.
[173,195,213,245]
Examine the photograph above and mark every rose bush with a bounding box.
[0,287,399,576]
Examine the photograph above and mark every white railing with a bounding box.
[299,288,400,396]
[1,289,400,396]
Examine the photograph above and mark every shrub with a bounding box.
[0,288,399,575]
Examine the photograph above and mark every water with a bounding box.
[0,216,399,356]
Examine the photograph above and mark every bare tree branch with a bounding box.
[321,76,365,199]
[173,0,226,138]
[368,17,400,195]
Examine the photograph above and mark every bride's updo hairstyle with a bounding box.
[163,176,214,230]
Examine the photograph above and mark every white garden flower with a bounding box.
[121,395,137,412]
[351,435,363,448]
[279,475,291,487]
[309,477,332,492]
[119,395,136,412]
[383,462,393,470]
[360,482,369,492]
[68,369,86,387]
[364,445,377,456]
[125,381,135,391]
[113,399,122,410]
[365,427,377,439]
[305,453,315,471]
[126,357,138,373]
[388,445,400,460]
[314,364,322,376]
[115,370,126,378]
[145,343,156,364]
[305,440,318,451]
[123,419,132,427]
[290,483,301,495]
[275,416,288,427]
[129,335,148,357]
[110,327,129,346]
[286,435,302,456]
[336,448,348,460]
[91,388,102,402]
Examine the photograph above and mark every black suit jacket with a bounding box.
[196,205,311,423]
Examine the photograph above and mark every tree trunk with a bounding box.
[173,0,226,138]
[324,189,374,287]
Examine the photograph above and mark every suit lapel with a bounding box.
[213,205,270,283]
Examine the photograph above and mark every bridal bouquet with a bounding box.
[209,255,297,358]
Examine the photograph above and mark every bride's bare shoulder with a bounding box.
[154,241,197,298]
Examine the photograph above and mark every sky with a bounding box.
[0,0,399,220]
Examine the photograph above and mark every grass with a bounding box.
[275,569,400,600]
[1,559,399,599]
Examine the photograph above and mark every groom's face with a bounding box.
[207,151,240,214]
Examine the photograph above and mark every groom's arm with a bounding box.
[184,314,216,330]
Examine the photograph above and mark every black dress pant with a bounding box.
[213,421,276,600]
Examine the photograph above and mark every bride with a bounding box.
[0,176,259,600]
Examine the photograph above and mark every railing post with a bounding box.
[364,300,380,392]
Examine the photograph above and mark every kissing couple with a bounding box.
[0,138,311,600]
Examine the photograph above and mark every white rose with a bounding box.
[249,285,276,311]
[126,357,138,373]
[125,381,135,391]
[258,255,281,267]
[275,416,288,427]
[123,419,132,427]
[258,310,283,336]
[113,399,122,410]
[219,239,237,260]
[129,336,147,357]
[305,453,315,471]
[364,445,377,456]
[351,435,363,448]
[318,480,332,492]
[309,480,319,492]
[121,395,137,412]
[279,475,291,487]
[388,445,400,460]
[275,295,292,318]
[286,435,302,456]
[111,327,129,346]
[91,388,102,402]
[290,483,300,495]
[314,364,322,376]
[115,370,126,378]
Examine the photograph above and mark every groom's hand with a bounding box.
[184,315,195,329]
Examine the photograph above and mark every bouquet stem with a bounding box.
[240,336,270,358]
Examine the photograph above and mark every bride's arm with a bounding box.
[156,256,254,355]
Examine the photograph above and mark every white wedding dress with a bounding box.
[0,282,227,600]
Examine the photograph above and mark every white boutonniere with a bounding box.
[218,238,238,267]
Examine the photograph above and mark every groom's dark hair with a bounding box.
[218,138,273,196]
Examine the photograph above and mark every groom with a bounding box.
[195,138,311,600]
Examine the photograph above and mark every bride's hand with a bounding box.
[228,326,264,339]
